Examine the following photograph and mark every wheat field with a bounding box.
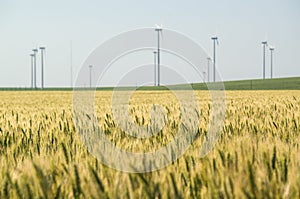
[0,90,299,198]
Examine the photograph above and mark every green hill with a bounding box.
[192,76,300,90]
[0,77,299,91]
[138,76,300,90]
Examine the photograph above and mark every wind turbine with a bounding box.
[203,71,206,83]
[153,51,157,86]
[269,46,275,79]
[30,54,34,88]
[261,41,268,79]
[211,36,219,82]
[207,57,211,82]
[32,49,38,89]
[39,47,46,89]
[155,25,162,86]
[89,65,93,88]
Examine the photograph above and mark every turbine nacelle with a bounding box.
[211,36,219,45]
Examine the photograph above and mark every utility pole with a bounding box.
[70,41,73,88]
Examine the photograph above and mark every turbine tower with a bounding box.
[89,65,93,88]
[261,41,268,79]
[155,25,162,86]
[211,36,219,82]
[39,47,46,89]
[207,57,211,82]
[30,54,34,88]
[269,46,275,79]
[153,51,157,86]
[32,49,38,89]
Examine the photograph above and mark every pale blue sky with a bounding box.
[0,0,299,87]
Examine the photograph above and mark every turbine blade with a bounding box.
[215,27,218,37]
[264,32,268,41]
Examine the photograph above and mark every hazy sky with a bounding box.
[0,0,299,87]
